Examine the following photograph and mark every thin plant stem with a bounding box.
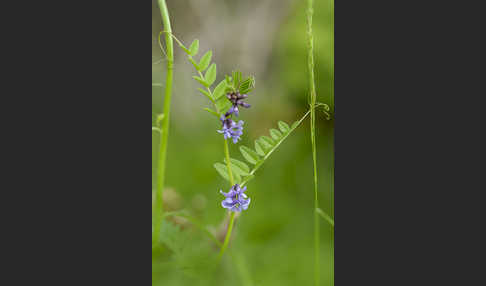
[224,139,235,184]
[306,0,320,285]
[219,211,236,258]
[330,0,335,285]
[219,138,236,257]
[153,0,174,245]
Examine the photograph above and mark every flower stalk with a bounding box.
[219,139,236,257]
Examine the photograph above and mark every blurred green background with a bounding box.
[152,0,333,285]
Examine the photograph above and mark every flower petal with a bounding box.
[222,198,236,209]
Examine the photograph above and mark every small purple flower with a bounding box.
[217,116,244,143]
[220,184,250,212]
[227,105,239,117]
[226,91,250,116]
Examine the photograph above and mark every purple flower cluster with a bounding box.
[220,184,251,212]
[217,91,251,143]
[226,91,250,117]
[217,116,244,143]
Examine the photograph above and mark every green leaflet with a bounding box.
[198,51,212,71]
[215,96,232,114]
[224,158,250,175]
[278,121,290,133]
[240,146,260,165]
[205,64,217,86]
[254,140,265,156]
[203,108,219,118]
[239,76,255,94]
[193,75,209,87]
[214,163,230,182]
[269,129,283,140]
[257,138,272,154]
[212,80,227,101]
[189,39,199,56]
[260,135,276,147]
[198,88,213,101]
[214,162,241,183]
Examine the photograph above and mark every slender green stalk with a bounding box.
[153,0,174,245]
[224,139,235,184]
[219,139,236,257]
[306,0,320,285]
[219,211,236,257]
[330,1,335,285]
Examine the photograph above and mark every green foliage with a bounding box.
[242,119,295,160]
[203,107,220,118]
[214,112,310,186]
[225,158,250,175]
[198,88,212,101]
[160,220,188,255]
[205,64,217,86]
[215,96,232,114]
[189,39,199,56]
[254,140,265,156]
[278,121,290,133]
[238,77,256,94]
[225,70,255,94]
[260,136,276,148]
[198,51,212,71]
[214,162,231,182]
[269,129,283,140]
[153,0,335,284]
[214,157,252,184]
[239,146,260,165]
[171,36,250,116]
[212,80,227,101]
[193,75,209,88]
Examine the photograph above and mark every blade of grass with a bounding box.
[306,0,321,285]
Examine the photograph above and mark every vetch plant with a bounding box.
[163,33,319,258]
[153,1,333,283]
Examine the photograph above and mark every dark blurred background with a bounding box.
[152,0,333,285]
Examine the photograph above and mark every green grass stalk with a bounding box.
[153,0,174,245]
[306,0,320,285]
[330,0,334,284]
